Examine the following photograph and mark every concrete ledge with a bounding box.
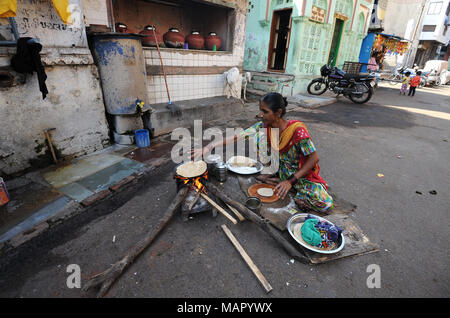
[287,94,337,109]
[150,96,245,136]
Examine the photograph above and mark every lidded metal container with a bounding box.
[215,162,227,182]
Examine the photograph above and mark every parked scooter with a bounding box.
[307,64,375,104]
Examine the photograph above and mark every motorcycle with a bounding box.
[307,64,375,104]
[388,65,426,87]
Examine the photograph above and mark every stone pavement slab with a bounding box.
[287,94,337,109]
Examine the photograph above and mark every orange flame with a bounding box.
[175,171,208,193]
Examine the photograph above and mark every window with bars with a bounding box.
[335,0,353,17]
[313,0,327,10]
[298,22,330,74]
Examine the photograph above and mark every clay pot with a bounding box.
[205,32,222,50]
[115,23,137,34]
[186,31,204,50]
[163,27,185,48]
[140,25,165,47]
[116,22,129,33]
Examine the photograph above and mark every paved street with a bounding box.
[0,83,449,298]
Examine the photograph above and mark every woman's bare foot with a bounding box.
[295,199,310,212]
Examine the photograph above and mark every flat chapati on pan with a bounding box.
[257,187,274,197]
[176,161,207,178]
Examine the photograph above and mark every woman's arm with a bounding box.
[293,151,319,180]
[191,134,240,161]
[191,122,262,161]
[274,152,320,200]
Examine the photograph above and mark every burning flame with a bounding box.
[175,171,208,193]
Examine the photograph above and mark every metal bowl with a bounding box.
[287,213,345,254]
[245,197,261,213]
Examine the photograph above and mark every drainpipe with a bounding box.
[107,0,116,32]
[265,0,270,21]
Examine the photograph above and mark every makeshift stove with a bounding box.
[174,168,218,221]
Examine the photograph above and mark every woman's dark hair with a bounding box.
[259,92,288,117]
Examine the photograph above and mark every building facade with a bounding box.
[243,0,374,95]
[0,0,110,178]
[415,0,450,66]
[1,0,249,177]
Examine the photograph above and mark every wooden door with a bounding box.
[268,9,293,72]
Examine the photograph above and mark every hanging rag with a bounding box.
[11,37,48,99]
[0,0,16,18]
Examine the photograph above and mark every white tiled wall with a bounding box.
[144,48,243,103]
[147,74,226,104]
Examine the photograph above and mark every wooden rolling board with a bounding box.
[248,184,279,203]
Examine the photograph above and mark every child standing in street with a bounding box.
[400,71,411,95]
[408,71,422,97]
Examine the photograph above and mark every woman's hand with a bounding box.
[274,180,292,200]
[190,144,212,161]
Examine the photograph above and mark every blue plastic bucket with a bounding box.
[135,129,150,148]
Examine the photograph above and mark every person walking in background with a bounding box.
[400,71,411,95]
[367,53,381,88]
[408,71,421,97]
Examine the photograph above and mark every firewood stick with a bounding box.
[225,203,245,222]
[82,187,189,297]
[200,193,238,224]
[188,190,201,211]
[207,182,310,264]
[221,224,273,293]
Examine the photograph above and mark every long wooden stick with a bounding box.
[201,193,238,224]
[226,203,245,222]
[207,183,310,264]
[82,187,189,297]
[221,224,273,293]
[152,28,171,102]
[44,130,58,164]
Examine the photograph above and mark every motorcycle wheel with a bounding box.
[419,79,426,88]
[388,75,400,85]
[349,84,373,104]
[307,79,328,95]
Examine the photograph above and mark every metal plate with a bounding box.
[287,213,345,254]
[226,156,263,175]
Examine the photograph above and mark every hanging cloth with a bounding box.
[51,0,72,25]
[0,0,71,24]
[11,37,49,99]
[0,0,16,18]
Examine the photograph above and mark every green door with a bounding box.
[328,19,344,67]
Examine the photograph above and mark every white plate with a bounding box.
[287,213,345,254]
[226,156,263,175]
